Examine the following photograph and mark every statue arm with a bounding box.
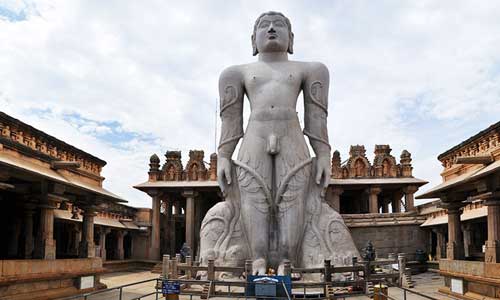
[303,62,331,158]
[218,66,244,159]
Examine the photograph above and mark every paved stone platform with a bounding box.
[74,270,460,300]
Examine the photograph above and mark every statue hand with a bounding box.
[217,157,232,186]
[315,155,331,188]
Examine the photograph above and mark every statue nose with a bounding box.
[268,26,276,33]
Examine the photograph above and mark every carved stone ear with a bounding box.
[251,34,258,56]
[288,32,294,55]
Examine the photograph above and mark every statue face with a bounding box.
[254,14,290,54]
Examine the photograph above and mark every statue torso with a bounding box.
[239,60,308,111]
[234,61,312,158]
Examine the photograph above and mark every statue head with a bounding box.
[251,11,294,56]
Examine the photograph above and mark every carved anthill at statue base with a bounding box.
[199,11,359,277]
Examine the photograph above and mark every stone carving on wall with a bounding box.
[438,128,500,170]
[198,11,359,277]
[185,150,207,181]
[162,151,183,181]
[345,145,371,178]
[0,115,104,176]
[149,150,219,182]
[373,145,398,177]
[331,145,414,179]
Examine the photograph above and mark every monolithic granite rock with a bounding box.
[199,11,359,277]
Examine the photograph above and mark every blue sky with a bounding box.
[1,0,499,207]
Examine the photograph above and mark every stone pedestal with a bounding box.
[485,200,500,263]
[79,206,96,258]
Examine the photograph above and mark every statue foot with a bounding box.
[277,260,291,276]
[252,258,267,275]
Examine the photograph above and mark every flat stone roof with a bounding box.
[0,152,126,202]
[330,177,427,186]
[416,160,500,199]
[134,176,428,191]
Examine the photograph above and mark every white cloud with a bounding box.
[1,0,500,207]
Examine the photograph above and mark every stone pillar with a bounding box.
[98,228,111,260]
[485,199,500,263]
[403,186,418,212]
[70,224,82,257]
[461,223,473,258]
[168,200,176,255]
[328,187,343,212]
[174,200,182,215]
[79,206,96,258]
[367,186,382,214]
[116,231,125,260]
[392,191,403,213]
[182,190,197,252]
[382,199,389,213]
[446,204,464,260]
[433,227,446,260]
[149,190,161,260]
[23,203,36,258]
[7,217,21,258]
[35,198,56,259]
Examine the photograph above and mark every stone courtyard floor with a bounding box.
[76,270,460,300]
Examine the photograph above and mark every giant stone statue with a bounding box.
[199,11,359,277]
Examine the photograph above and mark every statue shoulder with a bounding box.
[219,65,246,84]
[305,61,329,78]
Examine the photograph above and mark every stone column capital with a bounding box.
[182,189,198,198]
[146,189,162,198]
[440,202,464,214]
[461,223,472,231]
[431,227,445,235]
[100,227,111,235]
[81,205,97,217]
[403,185,418,194]
[365,186,382,195]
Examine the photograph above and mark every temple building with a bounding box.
[0,112,152,300]
[417,121,500,299]
[135,144,428,260]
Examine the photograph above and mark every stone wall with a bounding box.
[0,258,104,300]
[349,224,428,259]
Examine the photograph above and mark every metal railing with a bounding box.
[58,277,442,300]
[369,280,441,300]
[56,278,161,300]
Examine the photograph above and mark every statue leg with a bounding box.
[275,140,310,273]
[237,140,272,275]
